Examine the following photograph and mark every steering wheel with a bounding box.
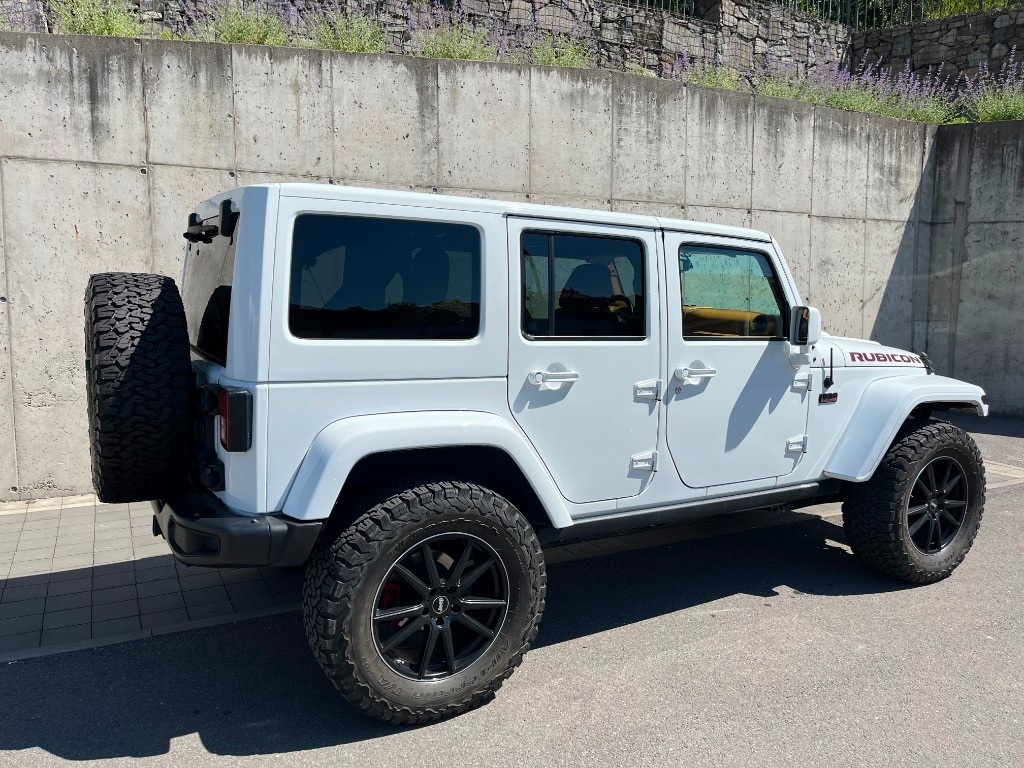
[608,294,633,317]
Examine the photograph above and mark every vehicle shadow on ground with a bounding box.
[0,516,908,760]
[536,515,908,648]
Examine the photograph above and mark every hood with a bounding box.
[816,335,929,370]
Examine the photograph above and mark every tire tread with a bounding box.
[302,480,546,724]
[842,421,985,584]
[84,272,193,503]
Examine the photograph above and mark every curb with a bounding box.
[0,602,300,665]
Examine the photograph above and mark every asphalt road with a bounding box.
[0,418,1020,768]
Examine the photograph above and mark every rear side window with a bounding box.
[183,219,236,366]
[289,214,481,340]
[521,231,645,339]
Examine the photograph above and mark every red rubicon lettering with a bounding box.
[849,351,923,364]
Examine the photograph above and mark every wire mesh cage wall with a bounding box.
[603,0,700,15]
[2,0,1017,44]
[0,0,48,30]
[770,0,1023,29]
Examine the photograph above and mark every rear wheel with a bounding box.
[842,421,985,584]
[302,480,546,723]
[84,273,193,503]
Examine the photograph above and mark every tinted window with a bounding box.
[289,214,481,340]
[521,232,645,339]
[183,219,236,365]
[679,245,786,339]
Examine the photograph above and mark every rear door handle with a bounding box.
[528,370,580,385]
[674,366,717,383]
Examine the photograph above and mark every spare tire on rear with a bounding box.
[85,273,194,503]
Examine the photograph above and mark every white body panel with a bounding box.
[505,217,663,503]
[177,183,988,529]
[662,231,811,489]
[185,187,278,515]
[281,411,573,527]
[823,374,987,482]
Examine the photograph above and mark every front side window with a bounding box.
[289,214,481,340]
[679,245,786,339]
[521,232,645,339]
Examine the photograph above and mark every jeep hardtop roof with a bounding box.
[197,183,773,244]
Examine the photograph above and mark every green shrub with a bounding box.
[49,0,141,37]
[748,72,816,102]
[972,87,1024,121]
[720,61,958,124]
[527,33,593,68]
[204,3,290,46]
[954,53,1024,122]
[413,21,496,61]
[926,0,1007,19]
[625,63,659,78]
[677,62,743,91]
[820,85,952,123]
[157,28,197,41]
[306,11,385,53]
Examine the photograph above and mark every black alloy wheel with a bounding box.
[302,480,546,723]
[905,457,969,555]
[842,420,985,584]
[372,533,509,680]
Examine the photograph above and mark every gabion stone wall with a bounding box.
[718,0,851,70]
[6,0,1021,81]
[852,8,1024,79]
[437,0,853,73]
[325,0,852,74]
[26,0,850,76]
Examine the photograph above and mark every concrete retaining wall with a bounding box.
[0,31,963,500]
[927,121,1024,417]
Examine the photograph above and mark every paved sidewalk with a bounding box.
[0,498,302,656]
[3,451,1023,660]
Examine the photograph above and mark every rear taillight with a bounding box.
[217,387,253,452]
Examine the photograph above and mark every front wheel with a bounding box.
[842,421,985,584]
[302,480,546,724]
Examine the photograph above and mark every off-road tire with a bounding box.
[302,480,546,724]
[842,421,985,584]
[85,273,193,503]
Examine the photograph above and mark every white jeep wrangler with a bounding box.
[84,184,987,723]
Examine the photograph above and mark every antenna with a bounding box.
[823,348,835,389]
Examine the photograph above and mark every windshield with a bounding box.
[183,215,237,366]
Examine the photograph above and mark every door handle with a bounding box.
[674,366,717,383]
[528,370,580,386]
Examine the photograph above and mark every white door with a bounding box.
[663,234,811,488]
[506,218,661,504]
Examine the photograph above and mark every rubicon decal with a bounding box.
[849,352,923,364]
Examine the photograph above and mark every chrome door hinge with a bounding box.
[792,372,813,391]
[630,450,659,472]
[786,435,808,453]
[634,379,663,401]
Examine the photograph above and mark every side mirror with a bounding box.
[789,306,822,347]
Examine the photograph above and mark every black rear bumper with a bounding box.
[152,493,322,568]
